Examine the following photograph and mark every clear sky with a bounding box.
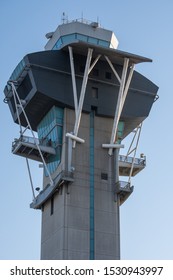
[0,0,172,260]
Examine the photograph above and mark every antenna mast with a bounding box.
[61,12,68,24]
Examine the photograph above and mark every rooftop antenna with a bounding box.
[61,12,68,24]
[81,11,84,22]
[97,16,101,28]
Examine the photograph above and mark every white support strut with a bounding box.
[118,64,135,119]
[108,57,129,155]
[102,144,124,149]
[73,48,93,147]
[102,57,135,156]
[66,132,85,143]
[104,55,121,83]
[88,54,101,74]
[127,123,142,183]
[26,158,36,199]
[68,48,134,156]
[10,82,54,187]
[68,46,78,117]
[68,47,102,148]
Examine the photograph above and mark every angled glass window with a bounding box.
[88,37,98,45]
[116,121,125,144]
[98,39,109,48]
[10,59,26,81]
[52,38,62,50]
[52,33,110,50]
[62,34,76,44]
[37,106,64,176]
[76,33,88,42]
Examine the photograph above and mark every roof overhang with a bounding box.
[61,40,152,66]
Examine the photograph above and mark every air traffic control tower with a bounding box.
[4,18,158,259]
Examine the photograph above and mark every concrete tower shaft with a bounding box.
[41,109,121,259]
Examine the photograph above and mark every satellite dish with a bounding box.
[45,32,54,39]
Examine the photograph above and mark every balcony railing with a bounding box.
[115,181,134,205]
[30,170,74,209]
[119,155,145,166]
[118,154,146,177]
[12,135,56,162]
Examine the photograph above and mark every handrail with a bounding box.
[116,181,131,191]
[30,169,74,209]
[119,155,145,166]
[61,17,101,27]
[14,135,52,146]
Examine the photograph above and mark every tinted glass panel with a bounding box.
[37,106,64,175]
[76,33,88,42]
[88,37,98,44]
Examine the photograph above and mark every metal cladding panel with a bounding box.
[130,70,158,93]
[4,50,158,133]
[123,89,155,117]
[27,50,71,72]
[31,68,74,106]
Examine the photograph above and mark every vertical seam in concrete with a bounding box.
[90,110,95,259]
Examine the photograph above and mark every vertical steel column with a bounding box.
[67,137,73,173]
[90,110,95,259]
[114,148,121,259]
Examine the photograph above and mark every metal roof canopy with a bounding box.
[62,41,152,66]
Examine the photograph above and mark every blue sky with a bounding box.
[0,0,173,260]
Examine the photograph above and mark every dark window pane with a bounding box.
[105,72,112,79]
[92,87,98,99]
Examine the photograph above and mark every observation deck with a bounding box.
[30,170,74,209]
[115,181,134,205]
[12,135,146,177]
[12,136,56,162]
[119,155,146,177]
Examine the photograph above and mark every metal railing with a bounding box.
[12,135,56,149]
[61,17,101,27]
[119,154,145,166]
[115,181,131,192]
[12,135,39,150]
